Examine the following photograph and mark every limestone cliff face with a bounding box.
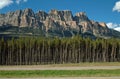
[36,11,48,21]
[74,12,90,23]
[0,10,21,26]
[0,8,115,37]
[49,10,73,21]
[20,8,39,27]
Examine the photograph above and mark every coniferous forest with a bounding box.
[0,36,120,65]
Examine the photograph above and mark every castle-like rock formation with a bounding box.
[0,8,115,37]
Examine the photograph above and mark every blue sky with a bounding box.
[0,0,120,31]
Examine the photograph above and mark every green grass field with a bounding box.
[0,70,120,78]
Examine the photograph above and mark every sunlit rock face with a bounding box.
[0,8,117,38]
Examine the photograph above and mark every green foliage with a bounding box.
[0,36,120,65]
[0,70,120,78]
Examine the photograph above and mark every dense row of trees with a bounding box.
[0,36,120,65]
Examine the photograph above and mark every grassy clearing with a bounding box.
[0,62,120,68]
[0,69,120,78]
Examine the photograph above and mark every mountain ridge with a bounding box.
[0,8,120,38]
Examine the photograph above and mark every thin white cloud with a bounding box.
[114,27,120,32]
[0,0,13,9]
[16,0,21,4]
[107,23,118,28]
[16,0,28,4]
[107,23,120,32]
[113,1,120,12]
[23,0,27,2]
[0,0,28,9]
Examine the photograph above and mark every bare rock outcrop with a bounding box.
[74,12,90,23]
[49,10,73,21]
[0,8,115,38]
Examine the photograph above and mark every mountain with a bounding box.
[0,8,120,38]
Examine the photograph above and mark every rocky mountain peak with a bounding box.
[14,10,22,16]
[49,9,73,21]
[49,9,58,15]
[0,8,119,38]
[23,8,35,16]
[75,12,86,17]
[99,22,108,28]
[36,11,48,21]
[74,12,89,23]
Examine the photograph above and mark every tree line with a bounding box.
[0,36,120,65]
